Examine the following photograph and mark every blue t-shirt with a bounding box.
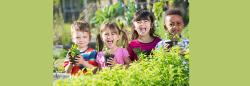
[156,38,189,51]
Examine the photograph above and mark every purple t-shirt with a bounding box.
[127,37,161,61]
[96,48,129,68]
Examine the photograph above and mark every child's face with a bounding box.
[101,29,120,49]
[72,31,90,48]
[165,15,184,36]
[133,19,151,37]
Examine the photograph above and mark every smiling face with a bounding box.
[101,28,120,49]
[165,15,184,36]
[133,19,152,37]
[72,31,90,49]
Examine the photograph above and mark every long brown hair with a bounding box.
[131,10,156,39]
[96,22,128,51]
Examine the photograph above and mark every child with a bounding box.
[156,9,189,53]
[64,21,98,75]
[96,22,131,68]
[127,10,161,61]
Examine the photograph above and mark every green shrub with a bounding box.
[54,46,189,86]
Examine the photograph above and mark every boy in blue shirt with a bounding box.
[156,9,189,53]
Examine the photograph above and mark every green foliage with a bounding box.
[89,0,136,28]
[54,46,189,86]
[124,0,136,26]
[78,3,97,23]
[53,47,67,60]
[153,1,164,20]
[90,1,124,27]
[60,24,71,46]
[53,1,71,46]
[69,44,80,57]
[53,47,67,73]
[53,1,190,85]
[152,1,169,40]
[53,0,60,7]
[53,59,65,73]
[154,12,167,40]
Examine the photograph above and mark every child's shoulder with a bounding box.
[115,47,129,57]
[182,38,189,42]
[129,39,140,44]
[128,39,140,47]
[155,39,170,48]
[155,37,161,41]
[154,37,162,43]
[85,47,97,53]
[116,47,128,52]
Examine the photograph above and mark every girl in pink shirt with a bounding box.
[96,22,131,68]
[127,10,161,61]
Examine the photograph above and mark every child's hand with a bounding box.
[67,52,75,63]
[106,58,117,67]
[75,55,87,66]
[164,44,171,52]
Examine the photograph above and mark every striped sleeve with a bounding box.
[88,50,98,66]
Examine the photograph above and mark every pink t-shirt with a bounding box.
[127,37,161,61]
[96,48,129,68]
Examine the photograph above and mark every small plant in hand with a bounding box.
[103,47,115,66]
[68,44,80,64]
[165,41,178,50]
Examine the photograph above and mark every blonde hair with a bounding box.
[96,22,128,51]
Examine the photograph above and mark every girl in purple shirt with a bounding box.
[96,22,131,68]
[127,10,161,61]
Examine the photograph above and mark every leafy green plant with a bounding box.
[153,1,164,20]
[103,47,115,66]
[90,1,124,27]
[53,0,190,85]
[54,46,189,86]
[68,44,80,64]
[124,0,136,26]
[152,1,168,40]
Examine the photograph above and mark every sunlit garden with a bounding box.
[53,0,190,85]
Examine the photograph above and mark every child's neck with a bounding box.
[170,34,182,41]
[109,46,118,54]
[78,46,88,52]
[138,34,154,43]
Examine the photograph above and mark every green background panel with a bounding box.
[0,0,249,86]
[190,0,250,86]
[0,0,53,86]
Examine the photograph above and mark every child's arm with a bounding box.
[75,55,96,68]
[64,62,73,73]
[124,56,131,69]
[106,56,131,67]
[127,45,137,61]
[64,53,74,73]
[123,49,131,68]
[76,50,98,68]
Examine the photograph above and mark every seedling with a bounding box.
[68,44,80,64]
[103,47,114,66]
